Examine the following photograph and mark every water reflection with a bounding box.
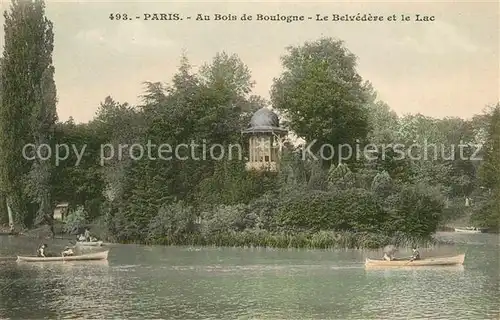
[0,234,498,319]
[1,259,114,319]
[361,261,498,319]
[0,262,59,319]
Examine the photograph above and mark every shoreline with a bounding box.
[6,224,494,250]
[1,229,492,249]
[1,227,430,249]
[107,230,434,250]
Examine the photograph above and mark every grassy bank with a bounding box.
[5,221,437,250]
[115,230,435,250]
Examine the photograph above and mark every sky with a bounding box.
[0,0,498,123]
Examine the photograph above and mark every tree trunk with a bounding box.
[0,193,7,225]
[6,197,14,230]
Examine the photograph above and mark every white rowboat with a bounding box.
[76,241,103,246]
[17,250,109,262]
[365,253,465,267]
[454,227,484,233]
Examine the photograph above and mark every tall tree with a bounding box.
[0,59,8,226]
[0,0,57,229]
[363,81,399,145]
[472,104,500,229]
[479,105,500,190]
[271,37,370,165]
[199,51,254,98]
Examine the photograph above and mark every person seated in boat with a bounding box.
[409,248,421,261]
[77,234,86,242]
[84,228,91,241]
[89,236,98,242]
[382,245,397,261]
[37,244,48,257]
[61,246,74,257]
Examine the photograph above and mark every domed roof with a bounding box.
[242,107,287,135]
[249,107,280,128]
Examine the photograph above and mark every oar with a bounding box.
[393,256,413,268]
[402,255,422,267]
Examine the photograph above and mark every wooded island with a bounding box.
[0,0,498,249]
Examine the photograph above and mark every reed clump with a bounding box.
[142,229,434,250]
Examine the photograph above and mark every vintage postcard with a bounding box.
[0,1,498,319]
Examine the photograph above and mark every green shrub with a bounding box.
[470,192,500,231]
[199,204,251,235]
[384,183,444,237]
[247,193,280,230]
[275,188,386,233]
[147,201,197,243]
[63,206,86,234]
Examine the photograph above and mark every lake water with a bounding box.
[0,232,498,319]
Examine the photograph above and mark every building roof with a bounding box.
[242,107,287,134]
[55,202,69,208]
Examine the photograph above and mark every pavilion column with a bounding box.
[268,137,272,162]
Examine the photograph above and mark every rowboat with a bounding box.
[365,265,465,272]
[365,253,465,267]
[16,250,109,262]
[454,227,484,233]
[76,241,103,246]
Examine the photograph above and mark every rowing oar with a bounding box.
[395,256,413,268]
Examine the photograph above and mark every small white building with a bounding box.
[53,202,69,221]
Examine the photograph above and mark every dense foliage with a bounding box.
[470,106,500,229]
[0,2,497,247]
[0,0,57,229]
[271,38,370,165]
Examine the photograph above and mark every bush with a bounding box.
[147,202,197,244]
[199,204,251,235]
[247,193,280,230]
[470,192,500,231]
[63,206,87,234]
[275,188,386,233]
[88,215,112,241]
[384,183,444,237]
[371,170,394,198]
[440,199,467,225]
